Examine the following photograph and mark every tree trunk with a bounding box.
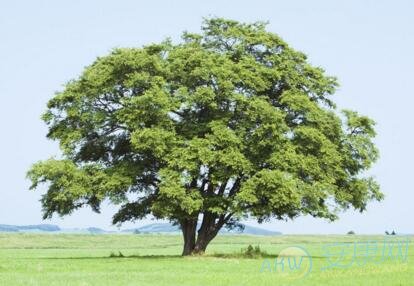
[181,219,197,256]
[180,213,232,256]
[192,212,220,254]
[193,229,217,254]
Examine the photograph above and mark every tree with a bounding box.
[27,18,383,255]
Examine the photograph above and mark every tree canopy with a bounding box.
[27,18,382,255]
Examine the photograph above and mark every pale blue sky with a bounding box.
[0,0,412,234]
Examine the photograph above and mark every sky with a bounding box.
[0,0,413,234]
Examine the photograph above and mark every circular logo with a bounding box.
[275,246,312,280]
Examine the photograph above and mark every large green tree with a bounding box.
[28,18,382,255]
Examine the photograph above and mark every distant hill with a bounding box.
[0,224,60,232]
[123,223,281,236]
[85,227,107,234]
[0,223,281,235]
[123,223,180,233]
[238,224,282,235]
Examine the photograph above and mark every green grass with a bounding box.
[0,233,412,285]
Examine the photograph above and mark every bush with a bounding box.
[242,245,266,258]
[347,231,355,235]
[109,251,124,258]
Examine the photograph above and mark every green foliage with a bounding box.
[28,18,382,236]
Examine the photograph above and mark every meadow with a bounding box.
[0,233,412,286]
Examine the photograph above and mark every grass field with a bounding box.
[0,233,412,286]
